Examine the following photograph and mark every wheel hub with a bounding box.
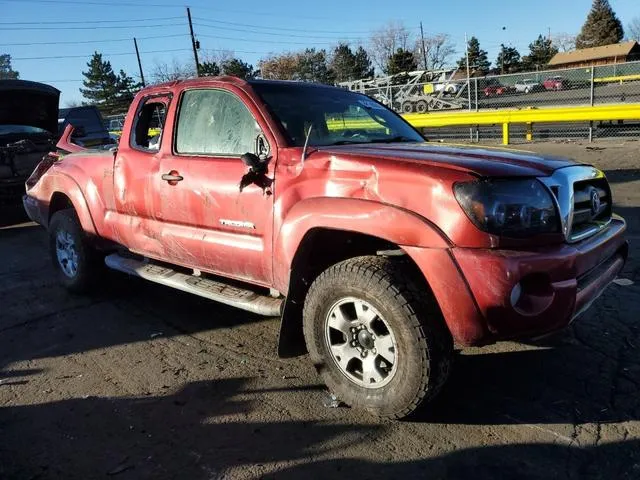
[356,328,375,350]
[325,297,398,389]
[55,229,79,278]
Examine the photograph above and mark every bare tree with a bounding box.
[415,33,456,70]
[554,33,577,52]
[369,21,413,72]
[201,49,234,66]
[628,17,640,42]
[258,52,301,80]
[150,58,194,84]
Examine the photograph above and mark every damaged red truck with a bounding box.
[23,77,627,419]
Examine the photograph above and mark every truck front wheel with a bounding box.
[49,209,102,293]
[303,256,452,419]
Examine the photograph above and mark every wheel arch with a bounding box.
[276,225,448,358]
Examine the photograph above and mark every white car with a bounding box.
[514,79,543,94]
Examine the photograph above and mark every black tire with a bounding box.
[401,102,414,113]
[415,100,428,113]
[303,256,453,419]
[49,209,102,293]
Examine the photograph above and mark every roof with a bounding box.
[548,41,639,66]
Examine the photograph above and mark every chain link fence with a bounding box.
[351,61,640,143]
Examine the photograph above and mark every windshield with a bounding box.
[251,82,424,147]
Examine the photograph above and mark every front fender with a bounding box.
[273,197,450,292]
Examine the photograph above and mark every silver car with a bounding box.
[514,79,543,94]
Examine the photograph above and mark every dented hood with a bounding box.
[0,80,60,134]
[316,142,577,177]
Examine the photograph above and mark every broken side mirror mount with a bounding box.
[240,152,267,175]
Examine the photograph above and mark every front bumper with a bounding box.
[404,216,628,346]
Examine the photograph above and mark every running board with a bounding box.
[104,254,283,316]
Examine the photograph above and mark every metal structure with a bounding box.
[339,68,469,113]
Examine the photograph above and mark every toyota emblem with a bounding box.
[590,189,601,216]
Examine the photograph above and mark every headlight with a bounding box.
[453,179,559,237]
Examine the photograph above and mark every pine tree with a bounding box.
[386,48,417,75]
[296,49,334,84]
[576,0,624,49]
[353,46,374,79]
[0,54,19,80]
[330,44,356,83]
[496,45,522,73]
[200,61,220,77]
[457,37,490,74]
[221,58,254,79]
[521,35,559,71]
[80,52,140,115]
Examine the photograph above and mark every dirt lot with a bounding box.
[1,141,639,479]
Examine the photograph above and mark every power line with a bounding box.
[12,48,192,61]
[0,0,181,7]
[192,17,377,35]
[197,33,344,46]
[0,22,186,31]
[0,34,190,47]
[0,15,182,25]
[193,21,368,41]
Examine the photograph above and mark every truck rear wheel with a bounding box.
[49,209,102,293]
[302,256,452,419]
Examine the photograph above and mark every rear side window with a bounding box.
[175,89,261,156]
[132,96,169,151]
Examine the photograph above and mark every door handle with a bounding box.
[161,171,183,184]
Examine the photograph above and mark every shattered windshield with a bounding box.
[251,82,424,147]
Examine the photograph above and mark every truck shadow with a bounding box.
[1,375,638,479]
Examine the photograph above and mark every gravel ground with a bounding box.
[0,141,638,479]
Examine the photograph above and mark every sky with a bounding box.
[1,0,637,105]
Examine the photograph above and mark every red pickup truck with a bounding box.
[23,77,627,419]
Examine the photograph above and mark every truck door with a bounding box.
[153,87,275,286]
[110,94,170,259]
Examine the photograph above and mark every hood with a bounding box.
[0,80,60,135]
[316,142,577,177]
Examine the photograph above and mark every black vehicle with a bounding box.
[58,106,115,148]
[0,80,59,206]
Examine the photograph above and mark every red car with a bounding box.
[483,80,514,96]
[543,76,571,91]
[23,77,627,419]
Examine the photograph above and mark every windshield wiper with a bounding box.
[368,136,421,144]
[325,140,369,146]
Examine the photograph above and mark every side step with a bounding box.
[105,254,283,316]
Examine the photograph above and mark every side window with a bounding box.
[175,89,261,156]
[132,98,168,151]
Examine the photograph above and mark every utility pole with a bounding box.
[500,43,504,75]
[187,7,200,77]
[419,22,428,70]
[133,37,145,87]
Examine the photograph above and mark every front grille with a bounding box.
[539,166,612,244]
[570,178,612,242]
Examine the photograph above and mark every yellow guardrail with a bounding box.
[402,104,640,144]
[594,74,640,84]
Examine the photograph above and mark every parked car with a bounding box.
[483,79,514,96]
[23,78,628,419]
[58,106,115,148]
[433,82,461,95]
[515,79,544,93]
[543,76,571,91]
[0,79,59,206]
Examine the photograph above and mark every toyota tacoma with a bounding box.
[23,77,628,419]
